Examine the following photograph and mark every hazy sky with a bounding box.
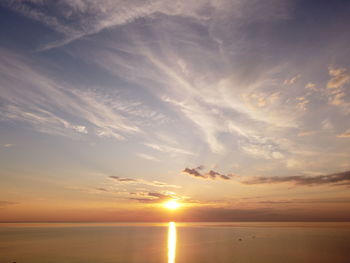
[0,0,350,222]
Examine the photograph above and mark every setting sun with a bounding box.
[164,200,181,210]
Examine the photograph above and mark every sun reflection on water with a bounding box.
[168,222,177,263]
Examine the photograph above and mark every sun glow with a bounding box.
[164,200,181,210]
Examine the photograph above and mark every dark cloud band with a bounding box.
[243,170,350,186]
[183,167,234,180]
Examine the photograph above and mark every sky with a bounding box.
[0,0,350,222]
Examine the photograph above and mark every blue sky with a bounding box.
[0,0,350,221]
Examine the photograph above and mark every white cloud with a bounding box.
[241,143,285,160]
[0,48,159,141]
[283,74,300,85]
[2,0,213,50]
[143,143,193,156]
[108,175,180,188]
[2,0,293,50]
[321,119,333,130]
[137,153,160,162]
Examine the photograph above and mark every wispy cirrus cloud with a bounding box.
[2,0,299,158]
[143,142,193,156]
[109,176,181,188]
[1,105,88,137]
[1,0,206,51]
[1,0,292,51]
[137,153,160,162]
[0,48,166,141]
[15,0,300,158]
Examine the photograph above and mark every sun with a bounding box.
[164,200,181,210]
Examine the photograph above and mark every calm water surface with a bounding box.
[0,222,349,263]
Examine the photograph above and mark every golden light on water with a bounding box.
[164,200,181,210]
[168,222,177,263]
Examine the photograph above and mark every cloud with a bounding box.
[129,191,180,203]
[95,187,109,192]
[0,48,169,141]
[143,142,193,156]
[242,92,280,109]
[164,96,288,156]
[3,144,13,148]
[242,170,350,186]
[295,96,309,111]
[163,98,227,153]
[297,130,318,137]
[183,167,233,180]
[1,105,88,137]
[283,74,300,85]
[326,66,350,112]
[183,167,207,179]
[109,176,137,182]
[207,170,232,180]
[137,153,160,162]
[337,129,350,138]
[305,82,317,91]
[255,197,350,205]
[109,176,180,188]
[1,0,212,50]
[0,201,18,207]
[327,67,350,89]
[1,0,293,51]
[322,119,333,130]
[3,0,298,157]
[241,143,285,160]
[2,0,349,188]
[149,181,181,188]
[183,167,350,186]
[21,0,298,157]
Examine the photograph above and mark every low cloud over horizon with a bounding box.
[183,167,350,186]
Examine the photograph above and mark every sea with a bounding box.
[0,222,349,263]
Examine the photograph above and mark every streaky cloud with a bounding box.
[109,176,181,188]
[242,170,350,186]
